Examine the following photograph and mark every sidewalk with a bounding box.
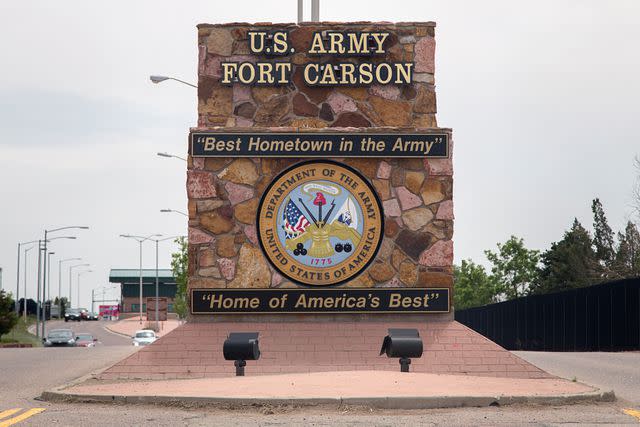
[103,316,181,339]
[42,370,614,409]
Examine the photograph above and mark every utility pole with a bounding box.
[36,240,43,338]
[23,246,34,321]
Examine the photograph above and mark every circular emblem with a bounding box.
[257,160,384,287]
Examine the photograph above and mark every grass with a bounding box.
[0,316,42,347]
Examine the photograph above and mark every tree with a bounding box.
[615,221,640,278]
[591,198,615,273]
[453,260,500,309]
[535,219,600,294]
[484,236,540,300]
[171,236,188,319]
[0,290,18,340]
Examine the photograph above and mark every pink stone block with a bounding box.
[224,182,254,205]
[244,225,258,245]
[233,85,252,104]
[217,258,236,280]
[189,227,214,244]
[235,117,254,127]
[368,85,400,100]
[414,36,435,73]
[192,157,204,170]
[271,270,283,286]
[436,200,454,220]
[424,158,453,176]
[187,170,216,198]
[382,198,401,217]
[202,55,223,78]
[377,277,401,287]
[395,186,422,210]
[198,45,207,75]
[419,240,453,267]
[327,92,357,115]
[377,161,391,179]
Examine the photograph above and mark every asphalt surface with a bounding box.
[1,322,639,425]
[515,351,640,405]
[42,319,132,346]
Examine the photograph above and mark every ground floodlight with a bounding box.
[380,328,423,372]
[223,332,260,376]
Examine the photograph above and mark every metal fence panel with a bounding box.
[455,278,640,351]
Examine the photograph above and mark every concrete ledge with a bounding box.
[40,370,615,410]
[40,389,615,410]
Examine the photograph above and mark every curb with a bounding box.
[40,389,615,409]
[102,324,133,339]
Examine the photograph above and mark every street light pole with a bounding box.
[69,263,90,307]
[40,226,87,336]
[15,240,38,314]
[160,209,188,217]
[23,245,35,321]
[46,252,54,305]
[58,258,81,317]
[77,270,93,307]
[149,236,183,331]
[120,234,162,324]
[149,75,197,88]
[157,152,187,162]
[39,236,77,338]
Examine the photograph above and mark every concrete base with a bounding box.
[43,371,614,410]
[100,320,551,380]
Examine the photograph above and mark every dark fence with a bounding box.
[455,278,640,351]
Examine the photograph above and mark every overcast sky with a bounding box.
[1,1,639,308]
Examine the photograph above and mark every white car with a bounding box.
[132,330,157,346]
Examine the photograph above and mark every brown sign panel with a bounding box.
[191,288,450,315]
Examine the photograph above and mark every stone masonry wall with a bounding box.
[186,22,454,319]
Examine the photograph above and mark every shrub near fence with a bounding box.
[455,278,640,351]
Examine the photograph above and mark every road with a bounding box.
[1,323,639,426]
[42,319,132,346]
[515,351,640,405]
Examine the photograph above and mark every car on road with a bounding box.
[43,329,76,347]
[87,312,99,321]
[64,309,82,322]
[132,330,157,346]
[74,333,98,347]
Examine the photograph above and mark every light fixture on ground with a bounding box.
[379,329,424,373]
[149,75,197,88]
[223,332,260,376]
[120,234,162,324]
[160,208,188,217]
[157,152,186,162]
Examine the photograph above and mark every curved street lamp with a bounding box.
[68,263,90,307]
[15,239,38,314]
[120,234,162,324]
[76,270,93,307]
[58,257,81,316]
[39,235,78,338]
[150,75,197,88]
[160,208,188,217]
[157,152,186,162]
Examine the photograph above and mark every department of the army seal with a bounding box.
[257,160,384,286]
